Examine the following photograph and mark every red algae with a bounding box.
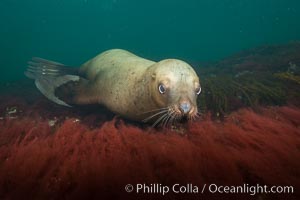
[0,106,299,200]
[0,82,300,199]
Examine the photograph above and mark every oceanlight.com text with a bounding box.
[124,183,294,196]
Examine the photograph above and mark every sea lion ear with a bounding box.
[151,73,156,80]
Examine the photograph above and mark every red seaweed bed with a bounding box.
[0,80,299,200]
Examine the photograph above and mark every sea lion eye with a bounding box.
[195,86,201,95]
[158,84,166,94]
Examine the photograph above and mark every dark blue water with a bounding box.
[1,0,300,81]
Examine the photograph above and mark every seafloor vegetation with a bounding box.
[196,42,300,118]
[0,42,299,199]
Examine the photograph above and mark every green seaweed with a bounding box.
[194,43,300,117]
[197,72,287,118]
[274,72,300,85]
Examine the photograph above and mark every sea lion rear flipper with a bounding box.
[25,57,94,106]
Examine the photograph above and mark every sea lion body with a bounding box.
[26,49,201,124]
[78,50,156,120]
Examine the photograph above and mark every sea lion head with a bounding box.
[147,59,201,125]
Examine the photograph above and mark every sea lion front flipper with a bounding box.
[54,77,99,106]
[39,75,83,107]
[25,57,97,106]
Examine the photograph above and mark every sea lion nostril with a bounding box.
[180,102,191,114]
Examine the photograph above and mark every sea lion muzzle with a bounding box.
[180,101,191,114]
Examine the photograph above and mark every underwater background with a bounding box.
[1,0,300,81]
[0,1,300,200]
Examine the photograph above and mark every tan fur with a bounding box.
[74,49,200,122]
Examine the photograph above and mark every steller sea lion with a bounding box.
[25,49,201,126]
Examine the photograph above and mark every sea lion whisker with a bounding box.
[196,111,201,118]
[169,113,176,125]
[164,113,172,127]
[190,113,197,121]
[161,114,170,127]
[191,115,196,121]
[170,112,177,126]
[164,113,173,127]
[139,107,169,115]
[159,113,169,127]
[161,114,169,128]
[169,116,174,126]
[175,113,181,121]
[162,110,174,128]
[152,113,168,127]
[160,113,170,127]
[142,109,168,122]
[171,111,176,124]
[170,113,177,126]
